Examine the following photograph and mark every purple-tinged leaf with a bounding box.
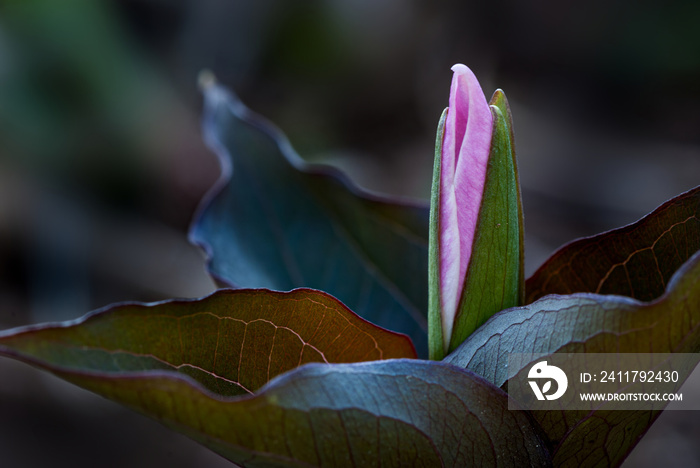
[526,185,700,303]
[445,249,700,467]
[0,288,415,397]
[190,80,430,356]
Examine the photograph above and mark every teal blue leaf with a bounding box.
[0,343,552,467]
[190,81,430,356]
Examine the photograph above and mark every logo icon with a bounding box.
[528,361,568,401]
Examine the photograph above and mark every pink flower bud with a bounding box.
[437,64,494,353]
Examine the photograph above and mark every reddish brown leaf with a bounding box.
[526,186,700,303]
[0,288,416,397]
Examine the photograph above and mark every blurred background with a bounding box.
[0,0,699,466]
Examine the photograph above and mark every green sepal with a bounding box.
[428,108,448,360]
[447,90,524,354]
[490,90,526,305]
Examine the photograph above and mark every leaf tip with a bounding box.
[198,69,218,92]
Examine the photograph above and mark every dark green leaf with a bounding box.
[445,250,700,467]
[526,185,700,303]
[0,288,416,397]
[190,82,430,356]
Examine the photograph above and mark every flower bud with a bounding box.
[428,65,524,360]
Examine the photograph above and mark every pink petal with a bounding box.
[439,64,493,350]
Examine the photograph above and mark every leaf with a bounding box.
[0,288,416,397]
[526,185,700,303]
[190,81,430,356]
[0,353,553,466]
[444,250,700,467]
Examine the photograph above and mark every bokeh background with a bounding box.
[1,1,699,466]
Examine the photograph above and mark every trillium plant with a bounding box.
[1,65,700,467]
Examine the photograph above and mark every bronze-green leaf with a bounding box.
[526,185,700,303]
[0,288,416,397]
[445,250,700,467]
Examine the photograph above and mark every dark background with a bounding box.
[0,1,699,466]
